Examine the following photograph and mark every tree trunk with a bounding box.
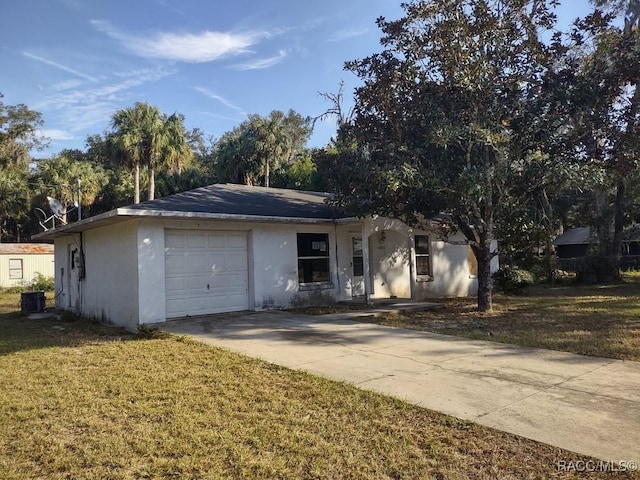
[475,235,493,312]
[539,189,556,283]
[134,163,140,204]
[612,176,625,278]
[148,164,155,201]
[265,160,270,188]
[456,215,494,312]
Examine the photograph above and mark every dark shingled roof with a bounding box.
[127,183,345,219]
[552,227,592,246]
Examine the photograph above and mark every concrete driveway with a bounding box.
[159,310,640,463]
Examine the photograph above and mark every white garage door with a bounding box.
[165,230,249,318]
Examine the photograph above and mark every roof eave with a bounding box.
[31,208,347,240]
[118,208,341,225]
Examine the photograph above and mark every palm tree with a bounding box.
[111,103,191,202]
[0,165,30,241]
[251,114,289,188]
[147,112,192,200]
[36,154,107,222]
[111,105,145,204]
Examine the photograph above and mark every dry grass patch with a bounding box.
[1,292,637,479]
[364,276,640,361]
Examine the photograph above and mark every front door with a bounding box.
[352,236,365,297]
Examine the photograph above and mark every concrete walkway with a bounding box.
[159,311,640,463]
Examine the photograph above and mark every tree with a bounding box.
[0,166,30,242]
[111,102,191,202]
[0,93,46,169]
[215,110,311,187]
[311,80,355,129]
[567,0,640,279]
[36,154,107,222]
[323,0,562,311]
[0,95,46,241]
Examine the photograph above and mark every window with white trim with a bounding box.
[415,235,431,277]
[9,259,23,279]
[297,233,330,284]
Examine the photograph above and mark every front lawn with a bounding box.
[0,293,632,479]
[365,275,640,362]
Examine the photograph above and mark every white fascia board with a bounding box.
[31,208,339,241]
[116,208,337,224]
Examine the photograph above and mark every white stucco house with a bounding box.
[34,183,498,330]
[0,243,54,288]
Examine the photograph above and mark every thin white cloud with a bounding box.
[232,49,287,70]
[91,19,272,63]
[21,51,99,82]
[34,67,174,132]
[328,27,368,42]
[38,128,75,141]
[51,79,83,91]
[193,87,246,115]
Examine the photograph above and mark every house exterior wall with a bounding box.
[137,221,167,324]
[361,217,499,299]
[0,253,54,288]
[335,224,365,300]
[51,214,500,328]
[54,220,140,330]
[132,219,342,324]
[251,223,340,308]
[368,229,412,298]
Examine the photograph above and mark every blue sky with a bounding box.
[1,0,593,158]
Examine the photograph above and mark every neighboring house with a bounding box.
[553,226,640,270]
[0,243,54,288]
[553,227,592,261]
[34,184,498,330]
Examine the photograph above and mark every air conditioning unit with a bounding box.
[21,291,46,314]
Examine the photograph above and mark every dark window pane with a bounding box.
[352,237,363,256]
[297,233,329,257]
[353,256,364,277]
[416,256,431,276]
[415,235,430,254]
[298,258,330,283]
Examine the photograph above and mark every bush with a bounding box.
[28,273,55,291]
[492,266,534,294]
[0,273,55,294]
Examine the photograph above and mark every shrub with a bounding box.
[492,266,534,294]
[28,273,55,291]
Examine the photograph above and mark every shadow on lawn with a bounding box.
[0,310,135,356]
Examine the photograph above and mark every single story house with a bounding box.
[553,226,640,270]
[553,227,592,260]
[0,243,54,288]
[34,184,498,330]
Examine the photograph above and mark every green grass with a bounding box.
[1,292,637,479]
[364,275,640,362]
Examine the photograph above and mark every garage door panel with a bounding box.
[227,235,248,249]
[165,230,249,318]
[165,233,186,248]
[208,253,228,272]
[207,235,227,248]
[186,234,207,248]
[226,273,248,288]
[226,252,248,270]
[165,254,186,271]
[224,293,249,309]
